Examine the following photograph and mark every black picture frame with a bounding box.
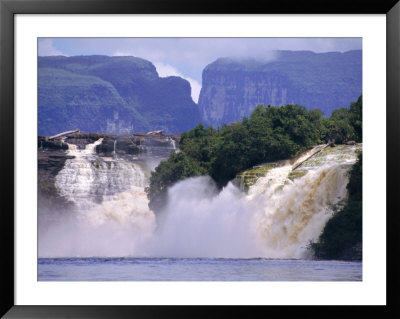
[1,0,399,318]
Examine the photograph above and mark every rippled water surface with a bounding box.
[38,258,362,281]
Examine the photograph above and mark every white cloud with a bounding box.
[153,62,180,77]
[187,78,201,105]
[38,39,64,56]
[113,51,126,56]
[110,38,361,88]
[154,62,201,103]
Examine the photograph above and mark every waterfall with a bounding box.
[248,163,351,258]
[169,137,176,150]
[65,141,78,152]
[42,138,155,257]
[41,140,361,259]
[112,140,117,155]
[149,144,361,258]
[56,138,149,208]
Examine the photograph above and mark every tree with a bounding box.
[147,152,207,211]
[325,108,355,144]
[349,95,362,142]
[147,103,326,212]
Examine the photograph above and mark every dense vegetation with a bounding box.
[147,96,362,212]
[310,152,362,260]
[322,95,362,144]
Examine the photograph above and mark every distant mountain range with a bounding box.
[38,56,201,136]
[198,50,362,126]
[38,50,362,135]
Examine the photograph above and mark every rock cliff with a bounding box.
[38,56,201,136]
[198,50,362,126]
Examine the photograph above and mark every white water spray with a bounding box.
[112,140,117,155]
[170,137,176,151]
[41,138,156,257]
[147,144,360,258]
[40,141,361,259]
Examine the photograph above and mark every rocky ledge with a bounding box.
[38,130,180,156]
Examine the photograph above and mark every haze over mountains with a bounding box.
[38,50,362,135]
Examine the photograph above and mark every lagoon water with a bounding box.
[38,258,362,281]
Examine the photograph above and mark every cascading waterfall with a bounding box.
[248,163,351,258]
[169,137,176,151]
[112,140,117,155]
[40,139,361,259]
[149,144,361,258]
[249,145,360,258]
[55,138,147,208]
[41,138,156,257]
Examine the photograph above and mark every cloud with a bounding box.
[109,38,361,81]
[187,79,201,105]
[38,39,64,56]
[38,37,362,90]
[154,62,201,103]
[36,37,362,107]
[113,51,126,56]
[154,62,181,78]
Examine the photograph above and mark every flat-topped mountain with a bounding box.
[38,55,201,136]
[198,50,362,126]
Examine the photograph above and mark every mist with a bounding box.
[38,141,359,259]
[147,176,264,258]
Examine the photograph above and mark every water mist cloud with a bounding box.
[148,176,263,258]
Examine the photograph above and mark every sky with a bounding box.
[38,38,362,103]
